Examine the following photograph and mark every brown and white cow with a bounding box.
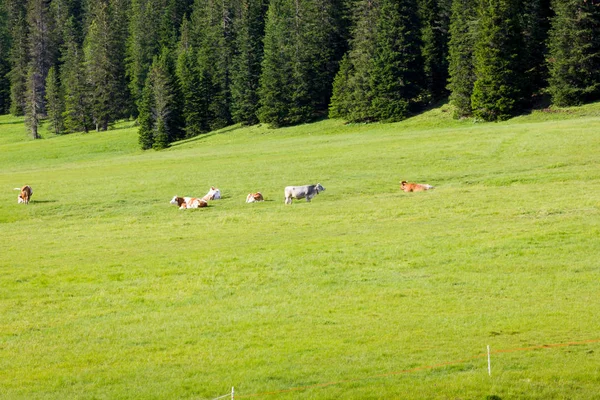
[400,181,434,192]
[15,185,33,204]
[246,192,264,203]
[170,196,208,209]
[202,187,221,201]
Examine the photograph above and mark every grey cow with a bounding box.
[284,183,325,204]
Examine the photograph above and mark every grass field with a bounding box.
[1,103,599,399]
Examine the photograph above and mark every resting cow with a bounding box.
[400,181,434,192]
[284,183,325,204]
[202,187,221,201]
[246,192,264,203]
[170,196,208,209]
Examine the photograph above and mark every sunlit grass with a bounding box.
[1,104,599,399]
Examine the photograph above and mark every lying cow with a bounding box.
[202,186,221,201]
[246,192,264,203]
[284,183,325,204]
[15,185,33,204]
[400,181,434,192]
[170,196,208,209]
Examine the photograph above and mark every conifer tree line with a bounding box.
[0,0,599,147]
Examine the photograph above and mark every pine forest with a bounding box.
[1,0,599,149]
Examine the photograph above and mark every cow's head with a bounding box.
[315,183,325,193]
[170,196,184,206]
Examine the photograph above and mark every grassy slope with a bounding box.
[0,104,599,399]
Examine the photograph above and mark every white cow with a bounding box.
[284,183,325,204]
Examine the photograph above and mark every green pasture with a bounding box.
[1,103,599,399]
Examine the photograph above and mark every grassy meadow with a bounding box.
[1,103,599,399]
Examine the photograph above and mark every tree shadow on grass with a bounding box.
[30,200,58,204]
[170,125,244,147]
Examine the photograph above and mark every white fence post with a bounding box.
[487,345,491,376]
[231,386,234,400]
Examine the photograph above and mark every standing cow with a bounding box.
[284,183,325,204]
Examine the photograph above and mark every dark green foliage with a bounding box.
[191,0,236,131]
[45,66,64,134]
[84,1,121,130]
[61,17,93,133]
[471,0,524,121]
[520,0,552,100]
[175,18,208,137]
[137,47,183,150]
[447,0,476,118]
[7,0,28,116]
[329,0,378,122]
[259,0,347,127]
[24,66,43,138]
[547,0,600,106]
[25,0,56,137]
[329,0,424,123]
[419,0,451,103]
[230,0,267,125]
[371,0,424,122]
[0,1,11,114]
[137,81,155,149]
[127,0,186,107]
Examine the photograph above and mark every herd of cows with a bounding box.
[14,180,434,209]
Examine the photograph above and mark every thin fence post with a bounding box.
[487,345,491,376]
[231,386,234,400]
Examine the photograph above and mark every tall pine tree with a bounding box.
[230,0,267,125]
[419,0,451,103]
[447,0,476,118]
[0,0,11,114]
[329,0,424,122]
[371,0,424,122]
[547,0,600,106]
[138,47,183,149]
[471,0,524,121]
[520,0,552,102]
[84,1,125,130]
[191,0,236,131]
[61,16,92,133]
[7,0,28,116]
[259,0,345,127]
[45,66,64,134]
[25,0,56,138]
[176,17,208,137]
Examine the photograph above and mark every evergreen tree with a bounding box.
[25,0,56,138]
[191,0,236,131]
[419,0,451,103]
[137,47,183,149]
[230,0,267,125]
[61,16,92,133]
[329,0,424,122]
[126,0,165,107]
[127,0,188,109]
[547,0,600,106]
[447,0,476,118]
[329,0,378,122]
[84,1,124,130]
[176,17,208,136]
[45,66,64,134]
[24,66,43,138]
[471,0,524,121]
[0,0,11,114]
[520,0,552,101]
[7,0,28,116]
[259,0,345,127]
[371,0,424,121]
[137,79,155,149]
